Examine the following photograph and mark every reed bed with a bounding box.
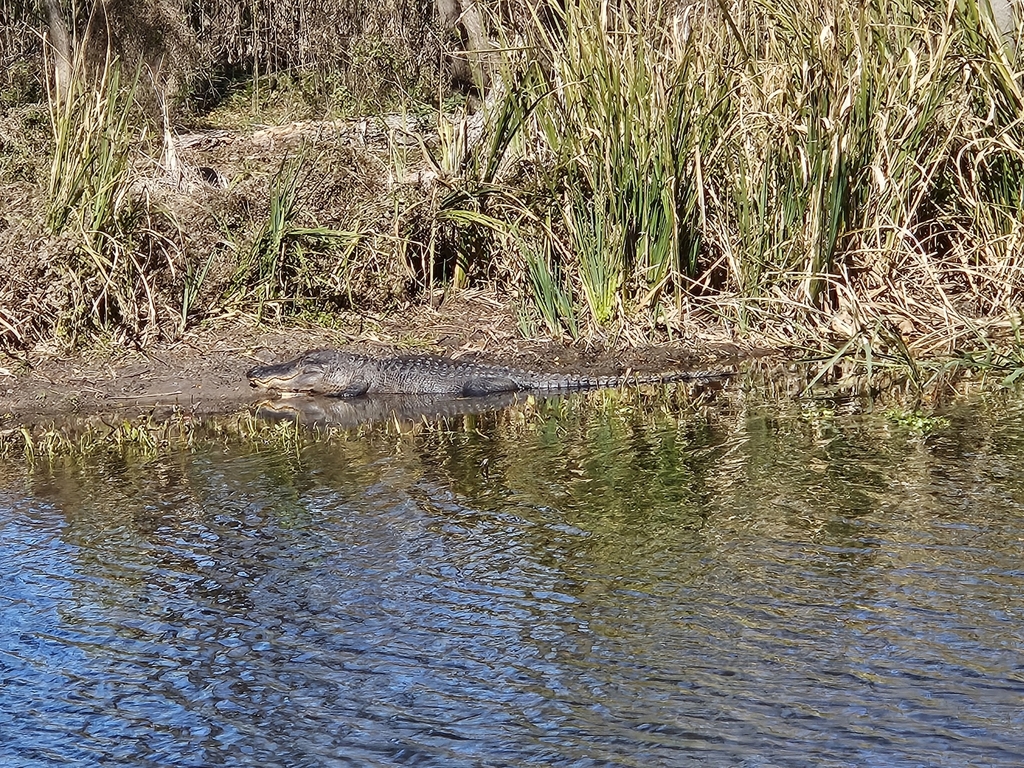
[3,0,1024,382]
[454,0,1023,338]
[403,0,1024,382]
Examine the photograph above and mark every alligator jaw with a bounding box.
[247,361,317,395]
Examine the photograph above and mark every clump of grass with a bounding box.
[533,0,713,302]
[227,152,362,318]
[44,33,154,342]
[402,67,544,293]
[4,415,186,462]
[179,249,216,333]
[46,52,136,239]
[521,234,579,337]
[1,408,315,462]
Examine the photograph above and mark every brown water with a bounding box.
[1,391,1023,767]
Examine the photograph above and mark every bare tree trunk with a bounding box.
[435,0,493,94]
[43,0,73,102]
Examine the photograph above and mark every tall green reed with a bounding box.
[228,153,362,317]
[46,57,136,239]
[45,27,152,341]
[527,0,716,321]
[520,226,579,337]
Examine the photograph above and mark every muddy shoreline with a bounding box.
[0,294,750,428]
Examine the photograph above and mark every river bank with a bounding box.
[0,290,747,429]
[6,0,1024,419]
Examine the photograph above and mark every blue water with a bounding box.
[1,392,1023,766]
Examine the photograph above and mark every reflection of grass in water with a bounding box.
[0,388,685,463]
[0,364,978,466]
[2,410,303,463]
[414,388,725,540]
[0,382,1007,566]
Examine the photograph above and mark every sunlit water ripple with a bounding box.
[2,394,1023,767]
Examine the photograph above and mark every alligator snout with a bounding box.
[247,362,283,389]
[246,354,329,395]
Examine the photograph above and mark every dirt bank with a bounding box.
[0,291,748,428]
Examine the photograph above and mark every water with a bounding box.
[2,391,1023,767]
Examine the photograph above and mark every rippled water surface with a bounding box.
[2,392,1024,767]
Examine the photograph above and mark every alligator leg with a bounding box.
[461,377,520,396]
[333,380,371,397]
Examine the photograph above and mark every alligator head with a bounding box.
[247,349,341,396]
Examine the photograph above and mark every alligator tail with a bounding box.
[530,368,731,391]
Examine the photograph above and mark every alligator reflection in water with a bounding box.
[254,391,527,428]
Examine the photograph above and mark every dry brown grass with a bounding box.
[3,0,1024,392]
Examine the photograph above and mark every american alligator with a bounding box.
[247,348,729,397]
